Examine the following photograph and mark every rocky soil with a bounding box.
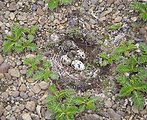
[0,0,147,120]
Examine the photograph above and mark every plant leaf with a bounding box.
[119,85,134,97]
[116,75,129,86]
[60,0,72,5]
[73,96,85,105]
[132,91,145,110]
[3,41,14,52]
[33,70,44,80]
[48,0,59,10]
[50,71,59,80]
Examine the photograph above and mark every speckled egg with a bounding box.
[71,60,85,71]
[61,55,72,65]
[75,49,86,60]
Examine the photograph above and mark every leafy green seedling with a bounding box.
[108,23,122,31]
[3,24,38,53]
[100,40,147,109]
[73,96,97,112]
[131,1,147,21]
[99,41,137,66]
[115,42,147,110]
[24,55,59,81]
[46,85,97,120]
[48,0,72,10]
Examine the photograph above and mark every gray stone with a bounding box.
[22,113,32,120]
[0,55,4,64]
[107,108,121,120]
[100,8,113,17]
[6,105,11,111]
[45,110,51,120]
[0,21,3,27]
[0,63,10,73]
[105,99,113,108]
[19,104,25,111]
[8,68,20,77]
[0,1,4,10]
[9,2,17,11]
[39,81,49,90]
[17,13,27,21]
[0,105,4,116]
[132,106,139,114]
[32,4,37,11]
[9,116,16,120]
[82,0,89,10]
[20,92,28,99]
[32,84,41,94]
[26,101,36,112]
[2,92,9,99]
[81,114,100,120]
[91,0,98,5]
[107,0,114,4]
[12,91,19,98]
[31,114,39,120]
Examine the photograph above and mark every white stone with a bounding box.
[26,54,35,59]
[9,12,15,20]
[8,68,20,77]
[61,55,72,65]
[71,60,85,71]
[36,105,42,118]
[39,81,49,90]
[22,113,32,120]
[50,33,60,43]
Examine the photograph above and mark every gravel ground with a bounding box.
[0,0,147,120]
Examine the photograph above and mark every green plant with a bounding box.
[131,1,147,21]
[99,41,147,109]
[3,24,38,53]
[99,41,137,66]
[48,0,72,10]
[23,55,59,81]
[46,85,97,120]
[108,23,122,31]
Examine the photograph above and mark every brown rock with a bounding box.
[0,63,10,73]
[32,84,41,94]
[26,101,36,112]
[36,8,44,16]
[107,0,114,4]
[0,55,4,64]
[19,84,27,92]
[0,73,4,79]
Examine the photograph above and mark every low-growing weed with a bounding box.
[99,41,137,66]
[46,85,97,120]
[23,55,59,81]
[3,24,38,53]
[99,41,147,109]
[48,0,72,10]
[131,1,147,21]
[108,23,122,31]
